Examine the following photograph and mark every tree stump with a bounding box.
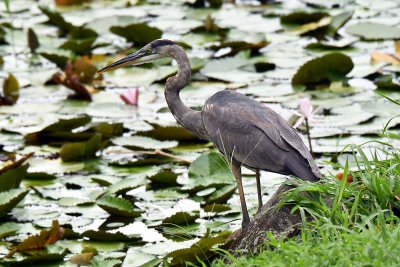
[228,180,303,255]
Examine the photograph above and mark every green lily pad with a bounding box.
[59,38,96,55]
[148,169,179,187]
[91,258,122,267]
[60,134,102,162]
[327,11,353,35]
[181,152,234,193]
[97,196,142,218]
[162,211,199,225]
[280,11,328,25]
[123,250,156,267]
[3,73,19,103]
[292,53,354,85]
[200,57,263,83]
[164,233,228,265]
[107,176,147,195]
[203,204,231,213]
[0,246,69,265]
[0,164,28,193]
[0,188,29,218]
[110,23,162,46]
[0,222,21,238]
[58,197,94,207]
[82,230,141,241]
[39,48,75,69]
[39,6,75,34]
[206,184,237,204]
[346,22,400,40]
[136,122,197,141]
[112,135,178,150]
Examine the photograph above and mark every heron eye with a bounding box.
[146,49,151,54]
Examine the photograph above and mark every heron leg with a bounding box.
[232,163,250,228]
[256,169,263,210]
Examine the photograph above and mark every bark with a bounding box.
[228,180,307,255]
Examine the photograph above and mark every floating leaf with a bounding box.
[93,122,123,140]
[203,204,231,213]
[201,57,263,82]
[82,230,141,241]
[137,121,197,141]
[39,6,75,35]
[27,28,39,53]
[39,48,74,69]
[97,196,142,217]
[0,222,21,238]
[0,188,29,219]
[60,134,101,162]
[112,135,178,150]
[327,11,353,35]
[292,53,354,85]
[162,211,199,225]
[165,233,228,265]
[0,246,68,265]
[107,176,147,195]
[148,169,179,187]
[346,22,400,40]
[59,38,96,55]
[374,75,400,90]
[181,152,234,193]
[0,164,28,192]
[281,11,328,25]
[206,184,237,204]
[69,252,96,266]
[123,250,156,267]
[110,24,162,46]
[3,73,19,104]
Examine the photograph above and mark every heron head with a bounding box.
[97,39,179,73]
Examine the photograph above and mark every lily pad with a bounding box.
[203,204,231,213]
[60,134,102,162]
[112,135,178,150]
[292,53,354,85]
[0,188,29,218]
[162,211,199,225]
[346,22,400,40]
[206,184,237,204]
[110,23,162,46]
[97,196,142,217]
[123,250,156,267]
[0,222,21,238]
[107,176,147,195]
[82,230,141,242]
[148,169,179,187]
[181,152,234,193]
[0,246,68,265]
[0,164,28,193]
[3,73,19,103]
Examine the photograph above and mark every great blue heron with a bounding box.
[98,39,321,228]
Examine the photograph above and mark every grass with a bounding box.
[212,138,400,266]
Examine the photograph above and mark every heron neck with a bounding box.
[164,46,208,140]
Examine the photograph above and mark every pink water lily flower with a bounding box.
[292,98,322,129]
[120,87,138,106]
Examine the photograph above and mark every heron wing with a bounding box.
[201,90,320,179]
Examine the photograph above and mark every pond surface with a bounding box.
[1,0,400,265]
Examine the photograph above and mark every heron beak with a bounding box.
[97,50,148,73]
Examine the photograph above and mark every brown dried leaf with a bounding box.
[52,60,92,100]
[6,220,65,257]
[370,51,400,65]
